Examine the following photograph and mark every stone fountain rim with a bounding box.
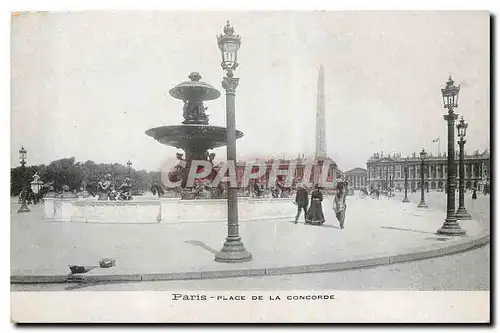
[145,124,244,139]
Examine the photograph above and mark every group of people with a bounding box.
[294,180,348,229]
[251,179,290,199]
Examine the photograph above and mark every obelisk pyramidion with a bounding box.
[315,65,327,160]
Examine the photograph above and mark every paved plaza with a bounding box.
[13,245,488,291]
[11,193,489,282]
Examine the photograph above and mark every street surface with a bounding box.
[13,192,481,277]
[11,244,489,291]
[12,191,490,292]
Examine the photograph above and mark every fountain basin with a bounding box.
[45,198,162,224]
[44,197,295,224]
[145,124,243,150]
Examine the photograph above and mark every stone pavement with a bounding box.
[10,194,489,283]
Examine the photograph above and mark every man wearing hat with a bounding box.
[294,179,309,224]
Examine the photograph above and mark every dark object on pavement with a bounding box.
[69,265,93,274]
[99,258,116,268]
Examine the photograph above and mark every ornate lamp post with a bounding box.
[17,146,31,213]
[455,117,472,220]
[127,159,132,177]
[438,76,465,235]
[417,148,428,208]
[426,168,430,193]
[385,168,389,190]
[214,21,252,263]
[402,157,410,202]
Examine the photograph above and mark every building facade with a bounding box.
[366,150,490,192]
[345,168,368,189]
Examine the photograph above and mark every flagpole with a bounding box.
[433,137,440,156]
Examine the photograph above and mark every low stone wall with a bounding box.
[45,198,162,224]
[44,197,296,224]
[161,197,296,223]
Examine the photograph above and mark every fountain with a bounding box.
[44,74,295,224]
[145,72,243,195]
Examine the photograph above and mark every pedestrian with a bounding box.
[305,184,325,225]
[472,188,477,200]
[294,180,309,224]
[333,182,348,229]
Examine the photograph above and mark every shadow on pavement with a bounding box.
[316,224,342,229]
[184,240,218,254]
[64,280,136,291]
[380,226,437,235]
[299,223,342,229]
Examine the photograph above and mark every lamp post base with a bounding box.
[215,238,252,263]
[17,203,31,213]
[455,207,472,220]
[402,197,410,203]
[417,200,428,208]
[437,219,466,236]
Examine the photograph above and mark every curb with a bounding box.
[11,232,490,284]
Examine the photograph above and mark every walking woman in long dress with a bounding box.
[333,182,348,229]
[305,184,325,225]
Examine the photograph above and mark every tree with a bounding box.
[10,165,44,196]
[11,157,160,196]
[44,157,83,191]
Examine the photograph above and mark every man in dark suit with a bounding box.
[294,181,309,224]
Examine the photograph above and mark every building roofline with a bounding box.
[345,167,367,173]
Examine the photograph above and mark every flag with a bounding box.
[432,137,440,143]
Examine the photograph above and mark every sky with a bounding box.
[10,11,490,172]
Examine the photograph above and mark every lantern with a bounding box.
[441,75,460,109]
[457,116,468,138]
[217,21,241,74]
[19,146,27,166]
[420,148,427,160]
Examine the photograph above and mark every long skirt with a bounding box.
[305,199,325,225]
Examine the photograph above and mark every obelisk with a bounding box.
[315,65,327,160]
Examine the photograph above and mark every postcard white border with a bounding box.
[4,0,497,329]
[10,291,490,323]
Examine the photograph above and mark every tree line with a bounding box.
[10,157,161,196]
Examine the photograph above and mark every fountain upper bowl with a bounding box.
[169,80,221,101]
[145,124,243,150]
